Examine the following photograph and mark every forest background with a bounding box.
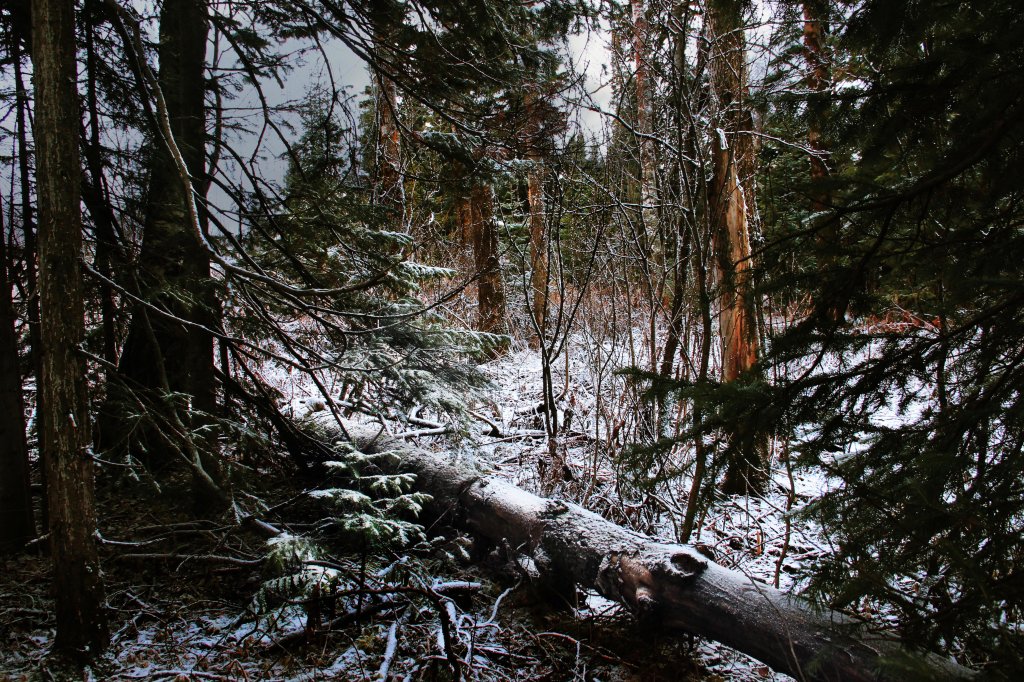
[1,0,1022,679]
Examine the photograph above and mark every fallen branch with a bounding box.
[115,552,262,567]
[311,416,974,682]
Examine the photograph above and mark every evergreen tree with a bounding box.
[237,87,493,426]
[755,0,1024,669]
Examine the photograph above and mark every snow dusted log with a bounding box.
[311,417,973,682]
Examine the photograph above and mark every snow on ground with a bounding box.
[233,325,927,679]
[0,328,850,681]
[254,325,851,681]
[260,325,841,681]
[463,338,828,681]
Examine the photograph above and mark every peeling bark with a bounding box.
[707,0,769,495]
[309,416,973,682]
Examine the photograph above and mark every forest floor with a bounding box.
[0,336,832,681]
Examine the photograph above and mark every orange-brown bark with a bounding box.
[707,0,767,494]
[524,88,548,348]
[457,181,507,337]
[375,72,405,221]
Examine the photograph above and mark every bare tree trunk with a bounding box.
[135,0,216,415]
[84,0,120,371]
[632,0,658,239]
[13,52,48,533]
[0,211,34,553]
[313,417,974,682]
[110,0,225,509]
[374,71,405,222]
[470,183,507,336]
[803,0,843,323]
[524,88,549,349]
[527,168,548,348]
[707,0,768,495]
[656,2,700,434]
[456,177,506,338]
[32,0,108,654]
[803,1,830,210]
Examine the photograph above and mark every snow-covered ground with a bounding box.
[269,328,840,681]
[0,327,847,681]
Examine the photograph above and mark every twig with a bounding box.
[116,553,262,567]
[377,618,403,679]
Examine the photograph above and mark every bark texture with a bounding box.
[458,181,507,336]
[118,0,215,416]
[632,0,658,238]
[14,54,48,532]
[106,0,227,509]
[32,0,108,654]
[524,88,548,349]
[707,0,768,494]
[803,0,830,211]
[802,0,843,324]
[310,416,973,682]
[374,71,405,221]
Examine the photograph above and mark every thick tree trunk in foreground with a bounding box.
[310,416,972,682]
[32,0,108,655]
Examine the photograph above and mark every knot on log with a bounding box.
[596,549,707,624]
[541,500,569,518]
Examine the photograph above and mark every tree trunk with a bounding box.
[0,211,34,553]
[370,4,405,226]
[524,88,549,349]
[374,71,405,222]
[527,165,548,349]
[470,183,507,336]
[802,0,843,324]
[707,0,768,495]
[13,52,48,533]
[803,0,830,210]
[110,0,225,508]
[125,0,215,415]
[632,0,658,240]
[310,416,973,682]
[32,0,108,655]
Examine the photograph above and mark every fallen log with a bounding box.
[310,416,973,682]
